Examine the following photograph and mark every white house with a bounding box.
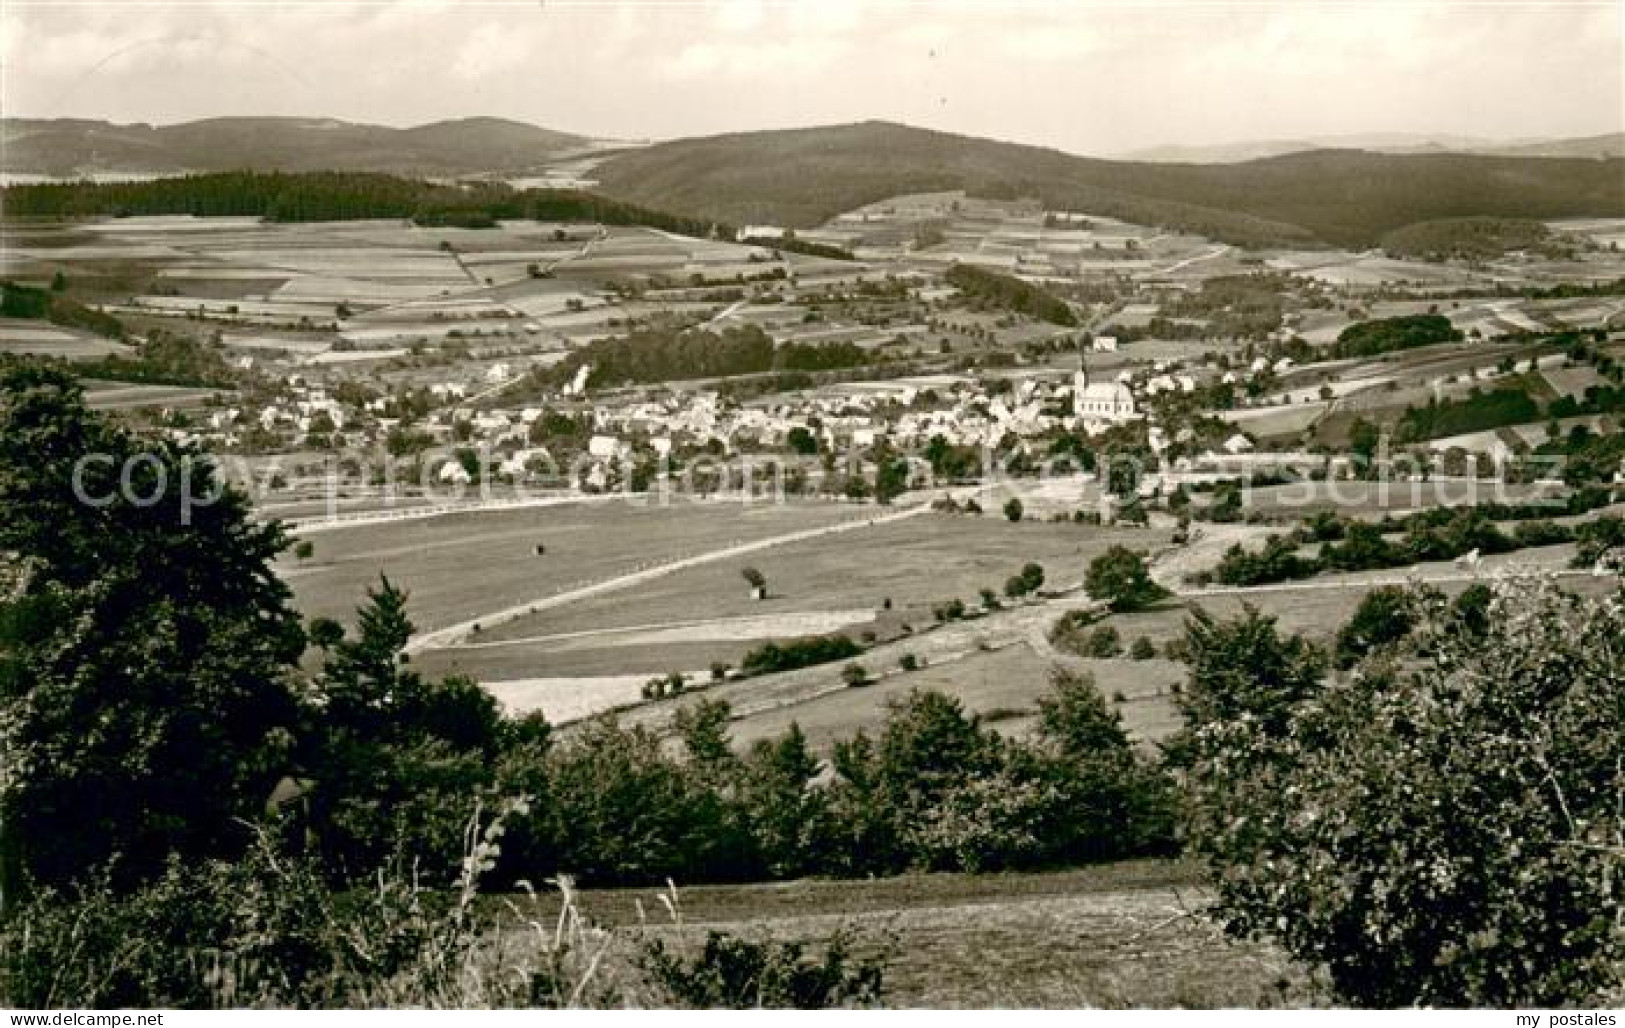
[1092,335,1119,353]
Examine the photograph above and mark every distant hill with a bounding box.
[1124,132,1624,163]
[1472,133,1625,159]
[0,116,588,178]
[592,121,1625,249]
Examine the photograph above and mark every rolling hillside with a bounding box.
[0,116,587,178]
[592,121,1625,248]
[1123,131,1625,163]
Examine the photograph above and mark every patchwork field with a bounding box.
[723,642,1185,755]
[0,317,131,360]
[80,379,227,410]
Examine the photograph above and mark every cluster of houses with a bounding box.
[157,334,1312,499]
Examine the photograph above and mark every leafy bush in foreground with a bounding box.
[1181,580,1623,1007]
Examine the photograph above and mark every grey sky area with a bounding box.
[3,0,1621,155]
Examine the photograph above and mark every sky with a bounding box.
[2,0,1621,156]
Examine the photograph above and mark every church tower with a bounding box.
[1073,349,1090,416]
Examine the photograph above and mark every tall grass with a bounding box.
[0,802,887,1009]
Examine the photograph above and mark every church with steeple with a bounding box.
[1072,354,1138,426]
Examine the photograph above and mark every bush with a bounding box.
[638,929,886,1009]
[1081,626,1122,658]
[1129,636,1158,660]
[0,806,575,1009]
[1002,562,1045,600]
[1572,514,1625,569]
[740,634,862,675]
[841,663,870,688]
[1182,581,1623,1006]
[1085,546,1167,612]
[1334,585,1419,669]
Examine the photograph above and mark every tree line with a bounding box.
[943,264,1076,326]
[1,171,726,238]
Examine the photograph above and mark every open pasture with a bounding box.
[476,512,1162,646]
[281,497,871,634]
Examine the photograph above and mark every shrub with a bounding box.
[1572,514,1625,569]
[1081,626,1122,658]
[638,929,886,1009]
[1129,636,1158,660]
[1003,562,1045,599]
[1182,581,1623,1006]
[1334,585,1419,668]
[841,662,870,688]
[1085,546,1167,612]
[0,805,583,1009]
[740,634,862,675]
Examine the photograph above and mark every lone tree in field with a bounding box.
[741,566,767,599]
[0,367,304,899]
[1085,546,1166,612]
[1181,581,1624,1007]
[1002,497,1024,522]
[1003,562,1045,599]
[293,539,315,561]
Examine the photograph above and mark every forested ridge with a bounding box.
[1,171,727,236]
